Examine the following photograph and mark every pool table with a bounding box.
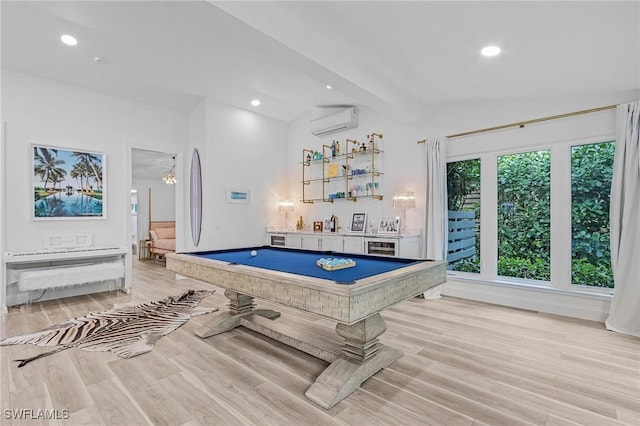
[166,246,446,409]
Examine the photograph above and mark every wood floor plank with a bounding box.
[68,348,117,387]
[0,259,637,426]
[366,367,544,425]
[85,378,153,425]
[334,386,462,426]
[415,341,620,419]
[43,351,94,414]
[158,372,250,426]
[491,381,628,426]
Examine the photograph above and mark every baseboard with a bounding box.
[442,277,612,322]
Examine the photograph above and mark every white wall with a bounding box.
[182,99,289,252]
[1,71,188,300]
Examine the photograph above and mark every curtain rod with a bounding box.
[417,104,617,144]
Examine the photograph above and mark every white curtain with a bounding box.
[605,101,640,337]
[423,136,448,299]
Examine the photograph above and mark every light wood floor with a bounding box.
[1,259,638,426]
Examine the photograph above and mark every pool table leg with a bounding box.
[304,313,402,409]
[195,289,280,338]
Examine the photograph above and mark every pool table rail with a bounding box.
[166,252,446,325]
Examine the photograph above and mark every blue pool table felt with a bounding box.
[188,247,420,284]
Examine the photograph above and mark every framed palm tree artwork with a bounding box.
[32,145,105,219]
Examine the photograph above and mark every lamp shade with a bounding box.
[393,191,416,209]
[279,200,294,211]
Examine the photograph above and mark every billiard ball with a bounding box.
[250,250,257,256]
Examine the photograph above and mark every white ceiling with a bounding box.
[2,1,639,126]
[131,149,175,181]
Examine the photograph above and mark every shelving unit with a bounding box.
[302,133,384,203]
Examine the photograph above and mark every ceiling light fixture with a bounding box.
[481,45,501,57]
[60,34,78,46]
[93,56,105,64]
[326,85,332,90]
[251,99,261,107]
[162,156,177,185]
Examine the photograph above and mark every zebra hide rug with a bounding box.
[0,289,217,367]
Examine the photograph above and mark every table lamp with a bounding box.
[279,200,294,230]
[393,191,416,234]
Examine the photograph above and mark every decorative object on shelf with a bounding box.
[313,221,323,232]
[225,188,250,204]
[279,200,294,229]
[336,140,341,156]
[378,216,400,234]
[327,163,339,178]
[351,213,367,233]
[323,218,332,233]
[163,155,177,185]
[190,149,202,246]
[33,144,105,219]
[330,214,339,232]
[331,140,337,157]
[316,257,356,271]
[393,191,416,234]
[296,216,305,231]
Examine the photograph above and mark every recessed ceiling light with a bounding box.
[93,56,105,64]
[481,45,501,57]
[251,99,261,107]
[326,85,332,90]
[60,34,77,46]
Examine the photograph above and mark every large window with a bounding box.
[447,159,480,273]
[571,142,615,287]
[447,139,615,290]
[497,151,551,281]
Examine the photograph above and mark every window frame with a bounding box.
[446,135,615,296]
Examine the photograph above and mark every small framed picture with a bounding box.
[378,216,400,234]
[350,213,367,233]
[225,187,250,204]
[323,219,332,232]
[313,221,323,232]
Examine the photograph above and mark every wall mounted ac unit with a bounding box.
[310,107,358,136]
